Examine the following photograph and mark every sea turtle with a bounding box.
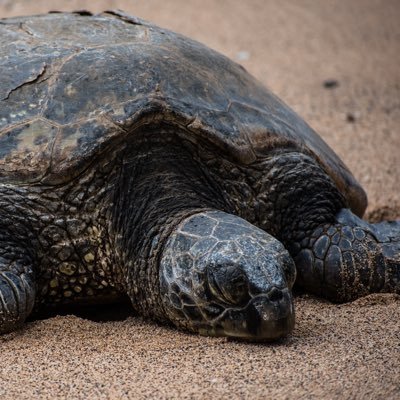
[0,11,398,340]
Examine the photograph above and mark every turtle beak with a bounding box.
[204,288,295,341]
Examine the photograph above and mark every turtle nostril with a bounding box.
[268,287,283,302]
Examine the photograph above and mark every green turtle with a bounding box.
[0,11,398,340]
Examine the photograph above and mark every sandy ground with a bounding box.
[0,0,399,399]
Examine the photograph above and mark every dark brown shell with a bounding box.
[0,11,366,215]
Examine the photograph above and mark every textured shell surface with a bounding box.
[0,11,365,211]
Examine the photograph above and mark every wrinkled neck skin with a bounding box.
[111,130,232,318]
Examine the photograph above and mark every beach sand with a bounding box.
[0,1,399,399]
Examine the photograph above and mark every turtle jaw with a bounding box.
[201,289,295,341]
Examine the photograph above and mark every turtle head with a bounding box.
[159,211,296,341]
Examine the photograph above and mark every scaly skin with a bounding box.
[0,148,125,327]
[294,210,400,301]
[0,128,399,339]
[252,152,400,302]
[159,211,295,339]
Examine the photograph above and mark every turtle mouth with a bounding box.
[199,287,295,341]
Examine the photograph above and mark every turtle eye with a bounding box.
[207,263,251,306]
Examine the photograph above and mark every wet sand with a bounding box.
[0,1,399,399]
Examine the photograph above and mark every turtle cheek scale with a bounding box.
[159,210,296,340]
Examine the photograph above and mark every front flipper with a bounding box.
[294,209,400,302]
[159,210,296,341]
[0,258,35,334]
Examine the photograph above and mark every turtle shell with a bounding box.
[0,10,367,216]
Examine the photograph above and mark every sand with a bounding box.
[0,1,399,399]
